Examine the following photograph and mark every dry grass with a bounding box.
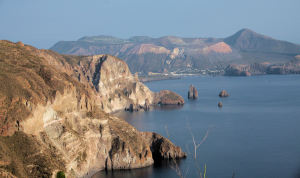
[0,40,90,135]
[0,132,65,178]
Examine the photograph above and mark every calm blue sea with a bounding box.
[94,75,300,178]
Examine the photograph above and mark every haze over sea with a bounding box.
[94,75,300,178]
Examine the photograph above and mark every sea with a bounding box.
[93,75,300,178]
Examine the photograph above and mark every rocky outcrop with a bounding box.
[188,85,198,99]
[219,90,229,97]
[71,54,154,113]
[144,99,150,111]
[141,132,186,161]
[153,90,184,105]
[218,102,223,107]
[0,41,185,178]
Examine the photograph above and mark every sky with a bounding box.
[0,0,299,49]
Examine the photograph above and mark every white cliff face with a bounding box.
[75,55,154,113]
[96,55,154,112]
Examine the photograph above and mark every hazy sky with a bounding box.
[0,0,299,49]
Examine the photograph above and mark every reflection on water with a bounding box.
[92,160,183,178]
[152,104,183,111]
[92,167,154,178]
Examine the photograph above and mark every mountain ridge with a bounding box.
[50,29,300,74]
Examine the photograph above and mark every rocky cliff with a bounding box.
[0,40,186,177]
[70,54,154,113]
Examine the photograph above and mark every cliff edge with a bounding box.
[0,40,185,177]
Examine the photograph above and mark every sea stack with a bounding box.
[188,85,198,99]
[144,99,150,111]
[219,90,229,97]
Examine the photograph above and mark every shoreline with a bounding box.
[139,75,181,83]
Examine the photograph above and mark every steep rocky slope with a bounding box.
[70,54,153,113]
[50,29,300,74]
[0,40,185,177]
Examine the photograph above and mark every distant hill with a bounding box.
[225,29,300,54]
[50,29,300,74]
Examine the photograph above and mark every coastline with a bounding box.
[139,75,181,83]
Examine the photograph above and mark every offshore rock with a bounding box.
[141,132,187,161]
[218,101,223,107]
[188,85,198,99]
[144,99,150,111]
[219,90,229,97]
[154,90,184,105]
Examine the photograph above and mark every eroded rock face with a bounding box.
[141,132,186,161]
[19,87,154,177]
[72,54,154,113]
[153,90,184,105]
[188,85,198,99]
[219,90,229,97]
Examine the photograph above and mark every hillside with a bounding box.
[50,29,300,74]
[0,40,185,177]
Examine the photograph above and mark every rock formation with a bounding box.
[153,90,184,105]
[188,85,198,99]
[218,102,223,107]
[144,99,150,111]
[219,90,229,97]
[70,54,184,112]
[141,132,186,161]
[0,40,186,177]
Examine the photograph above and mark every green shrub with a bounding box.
[56,171,65,178]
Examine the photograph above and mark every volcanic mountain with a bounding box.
[50,29,300,74]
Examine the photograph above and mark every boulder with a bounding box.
[188,85,198,99]
[219,90,229,97]
[141,132,187,161]
[154,90,184,105]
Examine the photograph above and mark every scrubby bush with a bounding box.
[56,171,65,178]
